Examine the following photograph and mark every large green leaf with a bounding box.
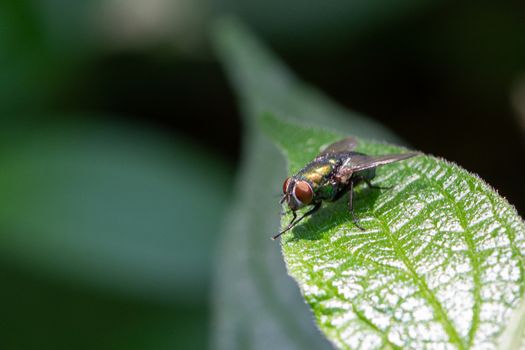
[263,114,525,349]
[212,18,400,350]
[0,119,232,302]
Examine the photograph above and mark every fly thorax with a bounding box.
[315,180,338,201]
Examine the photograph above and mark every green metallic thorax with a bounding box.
[296,155,341,201]
[295,152,377,203]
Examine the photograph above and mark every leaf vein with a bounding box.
[377,211,466,349]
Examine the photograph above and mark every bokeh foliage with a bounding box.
[1,0,525,349]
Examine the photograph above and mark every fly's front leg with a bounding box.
[298,202,321,224]
[348,180,365,231]
[272,202,321,240]
[272,211,297,240]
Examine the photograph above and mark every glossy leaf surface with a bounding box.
[264,114,525,350]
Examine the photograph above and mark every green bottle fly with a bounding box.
[274,137,419,240]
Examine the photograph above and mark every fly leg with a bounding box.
[272,202,321,240]
[273,211,297,240]
[348,180,365,231]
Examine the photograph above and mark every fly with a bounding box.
[273,137,419,240]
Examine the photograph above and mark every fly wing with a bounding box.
[318,137,358,156]
[349,152,420,172]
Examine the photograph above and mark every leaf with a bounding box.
[0,120,232,302]
[212,18,401,350]
[263,113,525,349]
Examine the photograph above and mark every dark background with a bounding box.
[1,1,524,349]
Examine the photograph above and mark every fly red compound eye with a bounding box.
[282,177,291,194]
[294,181,313,205]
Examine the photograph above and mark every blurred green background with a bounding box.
[0,1,524,349]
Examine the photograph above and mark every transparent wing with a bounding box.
[348,152,420,172]
[318,137,358,156]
